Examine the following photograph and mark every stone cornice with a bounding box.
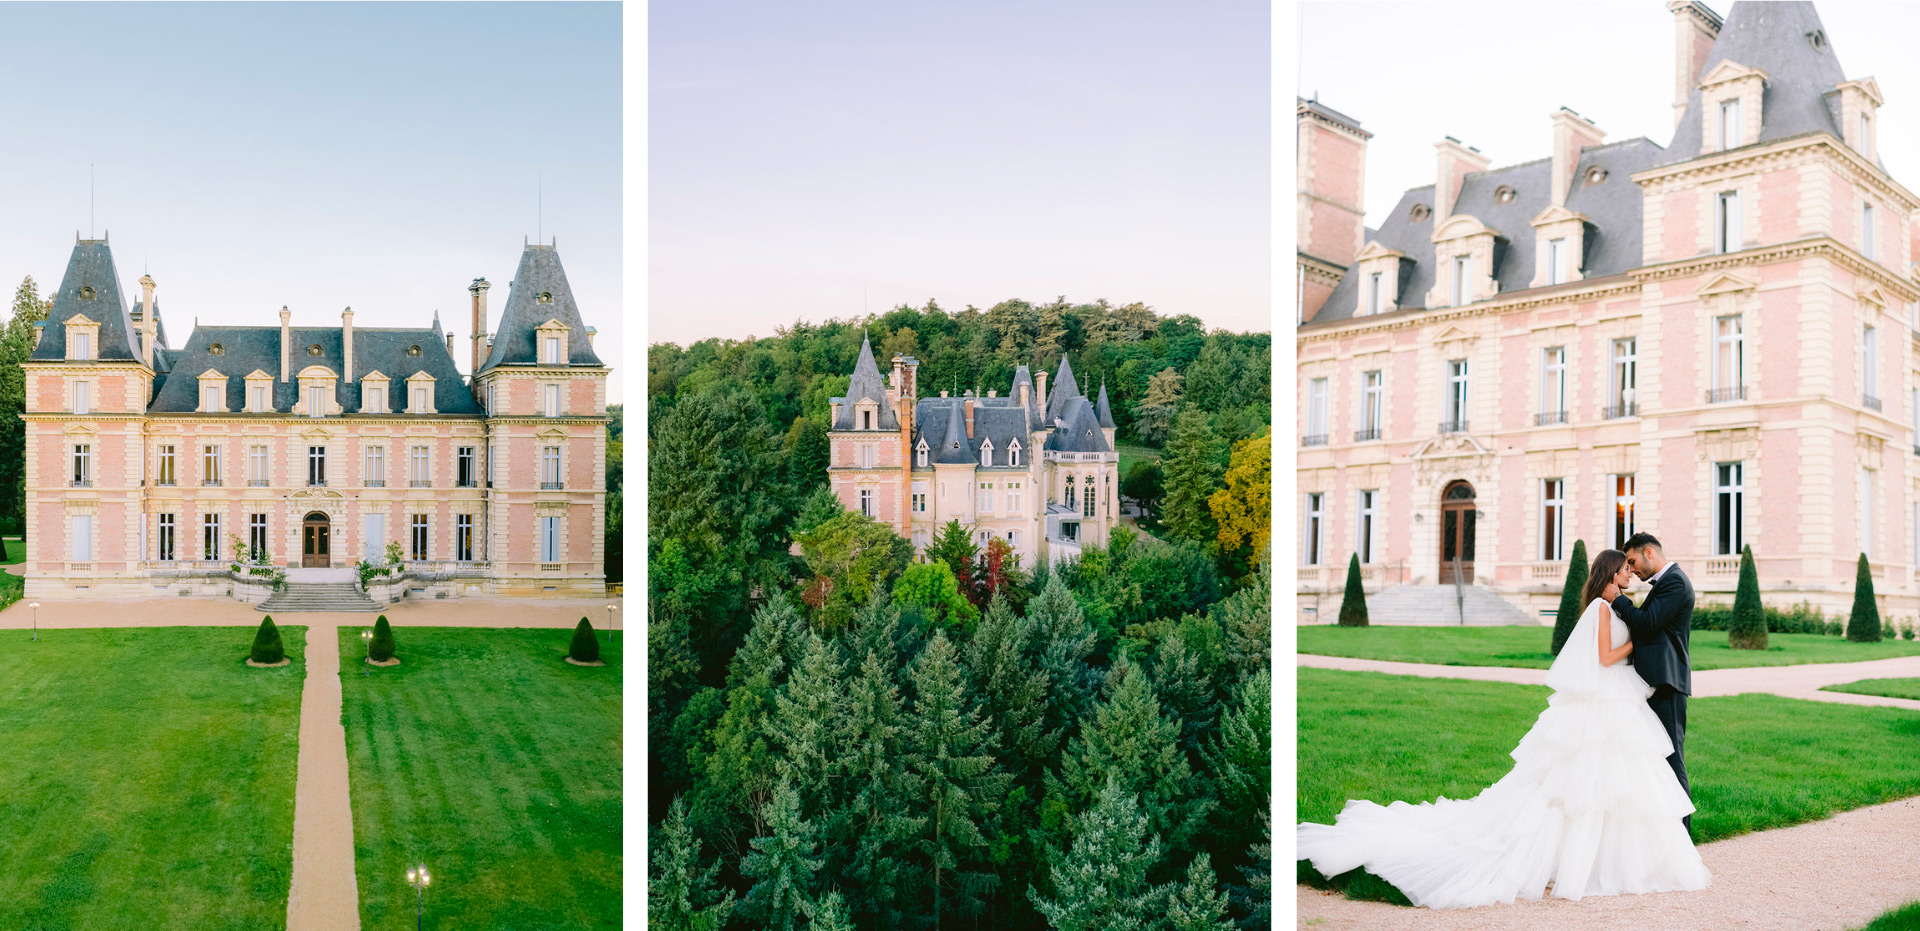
[1297,274,1642,344]
[1631,235,1920,303]
[1630,132,1920,212]
[1297,101,1373,141]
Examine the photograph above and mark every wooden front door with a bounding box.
[1439,481,1475,584]
[302,513,330,568]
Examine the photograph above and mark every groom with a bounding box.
[1608,532,1695,832]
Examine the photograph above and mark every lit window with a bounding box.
[1614,474,1637,551]
[411,514,428,561]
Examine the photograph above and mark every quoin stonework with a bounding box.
[828,336,1120,565]
[24,237,610,599]
[1297,1,1920,623]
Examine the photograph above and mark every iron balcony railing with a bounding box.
[540,481,566,490]
[70,478,91,488]
[1535,411,1567,426]
[1864,393,1883,412]
[411,480,432,488]
[202,479,222,487]
[1439,419,1469,434]
[1603,402,1639,419]
[248,479,269,487]
[365,480,385,488]
[307,478,327,487]
[1705,386,1747,404]
[1353,427,1381,442]
[1300,434,1327,447]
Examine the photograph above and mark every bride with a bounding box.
[1296,548,1711,908]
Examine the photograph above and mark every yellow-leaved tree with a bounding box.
[1209,428,1270,559]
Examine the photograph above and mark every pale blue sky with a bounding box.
[649,0,1271,345]
[0,1,624,400]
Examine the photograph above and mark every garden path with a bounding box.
[1296,795,1920,930]
[1296,653,1920,711]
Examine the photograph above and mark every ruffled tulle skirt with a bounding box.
[1297,666,1711,909]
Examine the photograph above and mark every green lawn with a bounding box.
[1823,678,1920,701]
[1855,901,1920,930]
[1116,443,1160,477]
[338,626,622,929]
[0,536,25,567]
[1298,667,1920,904]
[0,626,305,929]
[1299,624,1920,669]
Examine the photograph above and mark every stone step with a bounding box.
[258,581,383,613]
[1358,584,1540,626]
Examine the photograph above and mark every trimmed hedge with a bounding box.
[369,615,395,662]
[569,617,600,663]
[1690,600,1832,634]
[251,616,285,664]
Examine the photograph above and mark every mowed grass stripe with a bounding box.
[338,626,621,929]
[1824,677,1920,701]
[0,626,304,930]
[1298,624,1920,669]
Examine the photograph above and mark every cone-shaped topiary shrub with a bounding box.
[570,617,601,662]
[1337,553,1368,627]
[1729,545,1767,650]
[1550,539,1590,656]
[369,615,395,662]
[251,615,285,664]
[1847,553,1882,642]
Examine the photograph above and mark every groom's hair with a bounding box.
[1622,532,1662,555]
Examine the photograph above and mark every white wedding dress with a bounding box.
[1297,598,1711,908]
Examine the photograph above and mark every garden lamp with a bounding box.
[407,863,431,931]
[605,604,616,643]
[361,629,373,677]
[29,602,38,642]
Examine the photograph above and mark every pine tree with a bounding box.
[741,778,823,931]
[1729,544,1767,650]
[963,593,1058,779]
[1159,410,1226,544]
[1051,653,1211,857]
[569,617,600,663]
[1336,553,1368,627]
[0,278,51,540]
[835,649,923,925]
[1550,539,1590,656]
[1133,367,1184,446]
[1027,573,1099,738]
[904,630,1009,930]
[1029,778,1170,931]
[250,615,285,664]
[728,596,810,690]
[810,891,855,931]
[1167,853,1234,931]
[1848,552,1882,642]
[926,519,979,596]
[791,484,845,537]
[783,415,832,497]
[1219,559,1271,677]
[369,614,396,662]
[1226,813,1271,931]
[767,633,846,816]
[1202,669,1269,857]
[1153,633,1217,760]
[649,797,738,931]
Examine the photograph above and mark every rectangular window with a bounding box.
[1007,481,1022,513]
[71,381,89,415]
[1366,272,1382,315]
[248,445,268,486]
[72,515,92,562]
[911,481,928,514]
[203,513,220,561]
[249,513,268,561]
[1361,371,1383,437]
[1610,338,1637,415]
[1305,377,1328,441]
[1713,315,1744,396]
[858,489,872,517]
[978,482,993,513]
[364,514,384,562]
[72,333,90,361]
[308,385,325,418]
[1541,478,1565,561]
[456,514,473,562]
[157,445,175,486]
[487,384,497,414]
[203,444,221,486]
[1719,97,1740,150]
[539,515,559,562]
[202,385,220,411]
[457,447,476,487]
[1863,203,1877,260]
[544,336,562,364]
[1863,324,1878,405]
[541,446,562,488]
[1303,492,1324,566]
[1614,474,1637,551]
[1716,190,1741,253]
[1009,444,1021,467]
[365,445,385,487]
[410,514,428,561]
[308,445,326,486]
[71,444,90,487]
[1715,462,1744,556]
[1451,254,1468,306]
[1539,347,1566,420]
[1356,490,1376,564]
[1009,530,1021,548]
[1860,468,1875,558]
[157,513,175,561]
[544,384,561,418]
[1547,238,1566,286]
[1861,113,1871,152]
[1446,359,1469,429]
[251,385,269,412]
[487,445,496,486]
[412,386,429,413]
[410,445,430,487]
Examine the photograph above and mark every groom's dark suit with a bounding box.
[1611,562,1695,832]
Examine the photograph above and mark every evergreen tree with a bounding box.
[1122,459,1164,515]
[649,797,737,931]
[1133,367,1184,446]
[1226,814,1270,931]
[926,519,980,594]
[811,891,855,931]
[250,615,285,664]
[1051,653,1211,858]
[0,278,51,539]
[569,617,601,663]
[728,595,811,690]
[1730,544,1767,650]
[1550,539,1590,656]
[1153,633,1217,760]
[1029,778,1170,931]
[1159,410,1226,544]
[904,630,1009,930]
[964,593,1059,780]
[835,649,923,925]
[1848,552,1882,642]
[767,633,846,816]
[741,778,823,931]
[1027,573,1099,738]
[1167,854,1234,931]
[1219,560,1271,677]
[783,415,831,496]
[1202,669,1269,857]
[369,614,395,662]
[1336,553,1368,627]
[791,484,845,537]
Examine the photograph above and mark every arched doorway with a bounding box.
[302,512,331,568]
[1440,481,1476,584]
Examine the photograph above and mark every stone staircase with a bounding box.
[258,580,383,614]
[1361,583,1538,626]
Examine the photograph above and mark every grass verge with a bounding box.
[0,625,305,929]
[1298,624,1920,669]
[1854,901,1920,930]
[339,625,622,929]
[1823,678,1920,701]
[1298,667,1920,904]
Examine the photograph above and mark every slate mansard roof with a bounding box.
[33,239,144,362]
[476,243,606,375]
[147,322,483,415]
[1664,1,1859,166]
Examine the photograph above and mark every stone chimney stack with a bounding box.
[1036,370,1049,412]
[279,306,292,382]
[1434,137,1491,225]
[964,396,975,438]
[138,274,156,368]
[341,307,355,383]
[468,278,490,374]
[1669,1,1723,127]
[1550,108,1607,207]
[446,331,456,357]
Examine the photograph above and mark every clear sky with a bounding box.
[649,0,1271,346]
[0,1,624,401]
[1299,1,1920,233]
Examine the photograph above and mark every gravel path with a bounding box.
[1297,653,1920,711]
[287,621,359,931]
[1297,796,1920,930]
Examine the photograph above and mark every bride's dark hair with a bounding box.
[1582,549,1627,608]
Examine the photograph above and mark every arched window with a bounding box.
[980,438,993,468]
[1065,475,1077,510]
[1009,440,1021,467]
[916,441,929,468]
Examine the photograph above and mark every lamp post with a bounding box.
[605,604,615,643]
[361,629,373,677]
[406,863,431,931]
[29,601,38,642]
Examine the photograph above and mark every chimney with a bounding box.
[341,307,355,383]
[1018,383,1029,408]
[1036,370,1049,410]
[468,278,490,373]
[965,397,975,438]
[1669,1,1723,128]
[446,331,456,357]
[1550,108,1607,207]
[279,306,292,382]
[988,389,996,398]
[1434,137,1491,225]
[138,274,156,368]
[1295,96,1372,270]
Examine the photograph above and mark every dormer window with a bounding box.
[251,386,268,411]
[544,336,562,364]
[535,320,570,366]
[244,370,274,413]
[1009,439,1021,467]
[1719,98,1740,151]
[73,333,90,359]
[297,365,339,418]
[64,315,99,361]
[862,410,873,429]
[980,438,994,468]
[1699,61,1766,154]
[198,370,230,414]
[360,372,389,414]
[406,372,437,415]
[203,386,221,410]
[916,440,929,468]
[307,386,326,418]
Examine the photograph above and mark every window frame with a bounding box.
[1713,315,1744,392]
[1716,190,1741,254]
[1714,461,1745,556]
[1303,492,1324,566]
[1613,473,1637,551]
[1540,478,1565,561]
[1356,489,1376,564]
